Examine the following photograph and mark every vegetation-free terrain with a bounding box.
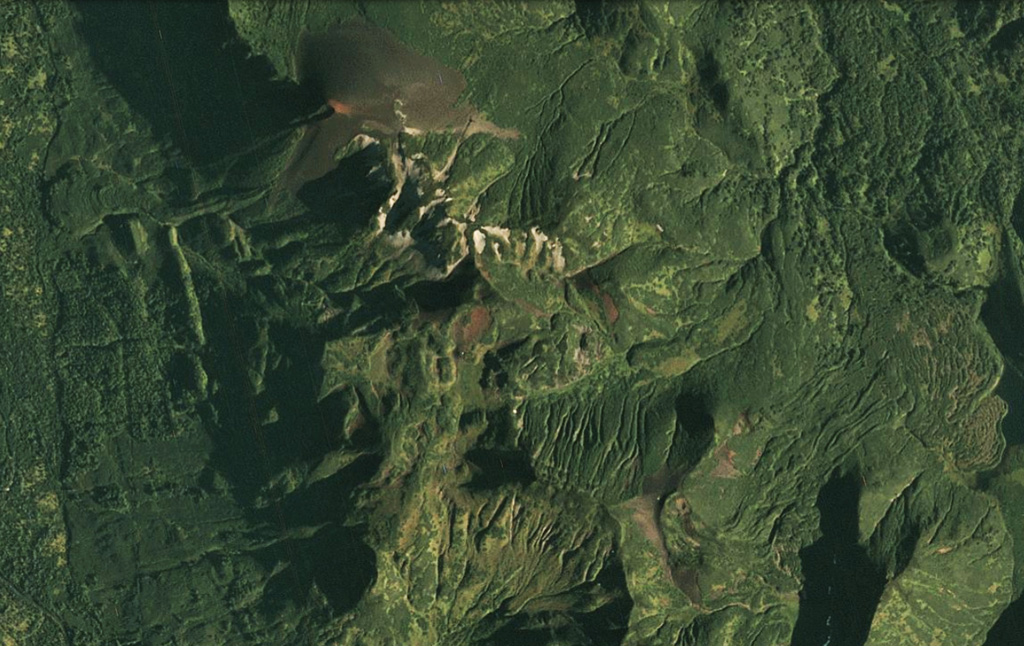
[2,2,1024,645]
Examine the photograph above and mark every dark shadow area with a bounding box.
[301,525,377,615]
[462,408,536,491]
[102,214,142,256]
[318,386,379,449]
[978,245,1024,645]
[174,212,240,259]
[406,202,464,271]
[197,291,273,502]
[791,473,887,646]
[256,459,381,616]
[574,0,640,39]
[295,141,394,225]
[253,524,378,618]
[384,175,422,231]
[515,126,574,230]
[281,454,382,529]
[477,554,632,646]
[990,16,1024,53]
[480,340,529,391]
[165,351,203,408]
[882,217,958,281]
[983,592,1024,646]
[74,1,316,167]
[405,258,481,313]
[481,350,509,389]
[954,1,1001,41]
[578,557,633,646]
[254,522,376,619]
[319,283,413,340]
[470,408,517,446]
[1012,189,1024,244]
[695,51,729,115]
[667,391,716,472]
[574,0,666,79]
[197,280,383,505]
[995,368,1024,447]
[463,448,537,491]
[193,276,381,622]
[882,223,928,277]
[980,248,1024,446]
[249,320,334,468]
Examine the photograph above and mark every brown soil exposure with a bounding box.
[625,467,702,605]
[709,443,739,478]
[600,290,620,325]
[453,306,492,351]
[573,272,620,325]
[282,18,518,192]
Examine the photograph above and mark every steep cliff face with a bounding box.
[1,1,1022,645]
